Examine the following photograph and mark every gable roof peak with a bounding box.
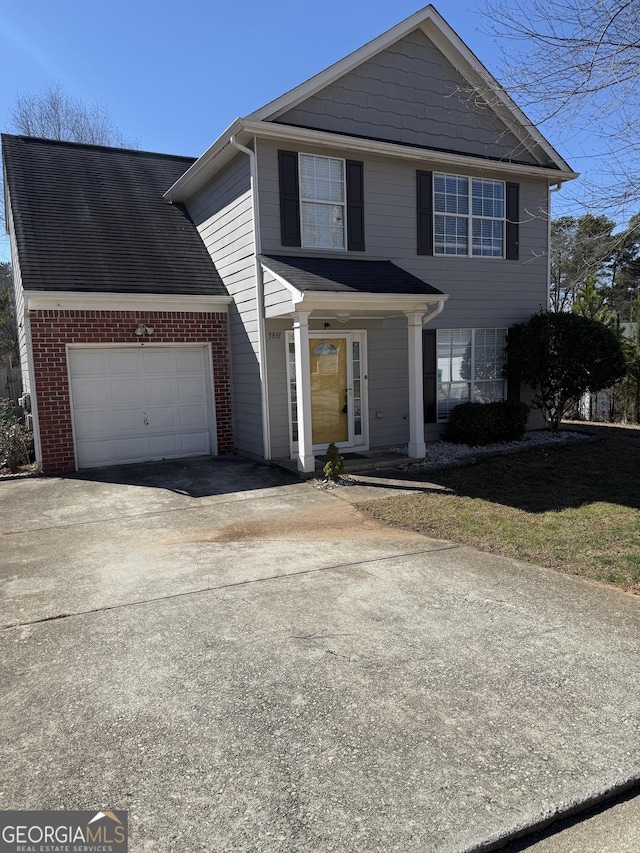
[246,4,571,173]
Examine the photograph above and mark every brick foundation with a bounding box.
[29,309,233,476]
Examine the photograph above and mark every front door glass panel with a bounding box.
[309,338,348,444]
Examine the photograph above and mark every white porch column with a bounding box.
[293,310,315,473]
[406,311,426,459]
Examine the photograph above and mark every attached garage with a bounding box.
[3,136,234,475]
[69,345,216,468]
[24,303,233,476]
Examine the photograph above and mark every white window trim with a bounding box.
[433,174,506,259]
[436,328,507,422]
[299,153,347,251]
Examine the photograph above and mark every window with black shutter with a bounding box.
[346,160,365,251]
[278,150,301,247]
[417,171,433,256]
[506,182,520,260]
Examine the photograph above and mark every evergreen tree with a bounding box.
[550,215,615,312]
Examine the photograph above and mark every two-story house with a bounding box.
[2,5,576,475]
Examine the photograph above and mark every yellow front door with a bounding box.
[309,337,348,444]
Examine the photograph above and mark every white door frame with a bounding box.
[286,330,369,458]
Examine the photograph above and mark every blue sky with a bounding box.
[0,0,598,262]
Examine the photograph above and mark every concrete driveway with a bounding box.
[1,457,639,852]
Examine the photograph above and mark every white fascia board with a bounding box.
[262,288,448,318]
[298,292,449,314]
[243,121,578,182]
[23,291,232,313]
[164,118,244,202]
[163,117,575,209]
[259,263,304,299]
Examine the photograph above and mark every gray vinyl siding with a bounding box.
[263,269,295,315]
[257,135,550,454]
[186,154,263,457]
[264,320,291,459]
[265,317,411,458]
[257,139,549,330]
[276,30,547,166]
[365,317,410,447]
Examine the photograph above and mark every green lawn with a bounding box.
[358,423,640,591]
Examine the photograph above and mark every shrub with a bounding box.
[323,442,345,480]
[0,399,22,423]
[506,311,627,432]
[0,398,30,473]
[447,400,530,446]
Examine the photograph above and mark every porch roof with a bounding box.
[258,255,443,296]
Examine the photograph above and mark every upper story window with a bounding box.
[434,174,505,257]
[299,154,345,250]
[278,150,365,252]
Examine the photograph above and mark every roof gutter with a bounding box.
[164,118,244,202]
[240,120,579,182]
[290,291,450,318]
[166,118,578,204]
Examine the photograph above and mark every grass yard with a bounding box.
[358,423,640,592]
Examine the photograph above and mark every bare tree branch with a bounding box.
[483,0,640,215]
[9,81,138,148]
[1,81,138,231]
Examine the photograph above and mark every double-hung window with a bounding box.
[299,154,346,250]
[434,174,505,257]
[437,328,506,420]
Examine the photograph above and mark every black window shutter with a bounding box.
[278,150,301,247]
[506,373,521,402]
[506,182,519,260]
[423,329,437,423]
[346,160,365,251]
[417,171,433,256]
[505,329,521,402]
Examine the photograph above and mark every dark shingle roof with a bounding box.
[2,134,225,296]
[258,254,443,296]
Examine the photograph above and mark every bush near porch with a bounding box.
[447,400,529,446]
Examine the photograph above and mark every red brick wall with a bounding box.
[29,309,233,476]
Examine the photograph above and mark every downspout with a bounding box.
[422,298,446,326]
[548,182,561,310]
[230,134,271,461]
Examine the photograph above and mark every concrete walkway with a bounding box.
[1,457,639,851]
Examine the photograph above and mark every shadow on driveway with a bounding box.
[69,454,298,498]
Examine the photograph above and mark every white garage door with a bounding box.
[69,346,215,468]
